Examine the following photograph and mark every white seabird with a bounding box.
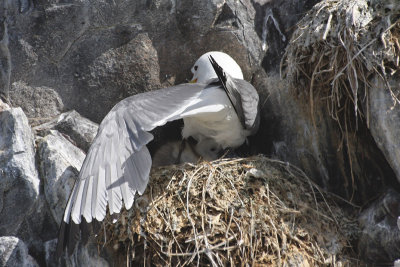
[57,51,260,255]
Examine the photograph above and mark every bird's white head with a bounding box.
[190,51,244,84]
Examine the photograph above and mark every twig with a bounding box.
[186,169,201,266]
[163,236,237,257]
[322,12,333,40]
[201,168,218,267]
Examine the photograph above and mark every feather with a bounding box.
[58,57,260,256]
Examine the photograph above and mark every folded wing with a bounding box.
[208,56,260,134]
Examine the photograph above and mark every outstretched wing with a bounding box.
[57,83,206,255]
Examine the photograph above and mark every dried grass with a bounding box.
[280,0,400,200]
[97,156,360,266]
[282,0,400,130]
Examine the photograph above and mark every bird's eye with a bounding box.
[210,147,216,152]
[194,66,198,71]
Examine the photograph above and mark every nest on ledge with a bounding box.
[283,0,400,130]
[97,156,360,266]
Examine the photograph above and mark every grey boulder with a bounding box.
[358,189,400,264]
[44,238,109,267]
[34,110,99,152]
[9,81,64,126]
[38,130,85,225]
[365,76,400,184]
[53,110,98,152]
[0,236,39,267]
[0,108,40,236]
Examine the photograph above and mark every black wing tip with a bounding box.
[208,55,226,83]
[208,55,217,67]
[56,217,99,258]
[55,220,80,257]
[209,55,247,129]
[55,220,67,258]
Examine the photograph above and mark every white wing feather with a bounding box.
[64,83,208,224]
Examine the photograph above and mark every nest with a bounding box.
[97,156,359,266]
[283,0,400,130]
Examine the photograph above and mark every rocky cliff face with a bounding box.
[2,0,320,123]
[0,0,399,266]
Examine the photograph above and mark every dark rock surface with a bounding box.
[4,0,277,122]
[64,239,110,267]
[16,195,58,267]
[358,189,400,265]
[9,81,64,125]
[364,76,400,184]
[0,10,11,102]
[252,70,399,204]
[44,238,109,267]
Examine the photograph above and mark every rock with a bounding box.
[278,0,400,203]
[6,0,165,123]
[9,81,64,126]
[365,76,400,183]
[0,108,57,266]
[0,108,39,236]
[250,70,397,204]
[250,0,320,71]
[16,195,59,267]
[358,189,400,264]
[5,0,270,123]
[252,70,331,181]
[38,130,85,225]
[44,239,58,267]
[0,98,10,111]
[79,33,162,122]
[0,236,39,267]
[43,238,109,267]
[53,110,98,152]
[64,239,110,267]
[0,14,11,102]
[33,110,98,152]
